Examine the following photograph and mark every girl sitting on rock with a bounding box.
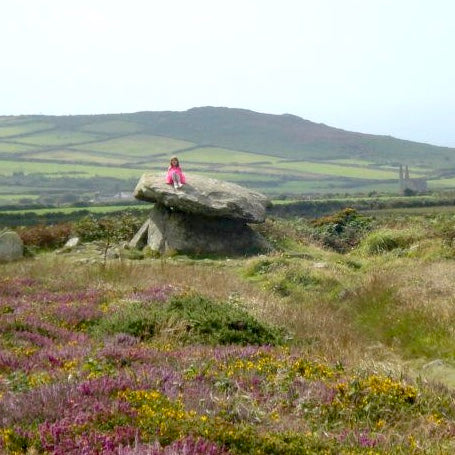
[166,156,186,189]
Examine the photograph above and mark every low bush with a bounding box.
[253,218,307,251]
[244,257,289,277]
[74,212,144,243]
[309,208,373,253]
[167,294,286,345]
[94,293,286,346]
[432,216,455,248]
[16,223,72,249]
[268,267,339,298]
[93,302,159,340]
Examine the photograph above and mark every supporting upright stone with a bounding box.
[128,219,151,249]
[144,204,270,255]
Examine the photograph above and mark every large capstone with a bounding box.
[134,172,270,223]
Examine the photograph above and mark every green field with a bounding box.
[326,158,376,165]
[0,185,45,194]
[194,171,283,184]
[15,131,101,146]
[264,179,335,193]
[0,120,54,137]
[0,194,40,203]
[76,134,195,156]
[0,204,148,215]
[178,147,282,165]
[0,159,144,179]
[0,142,36,153]
[80,119,145,135]
[274,161,398,179]
[376,164,431,174]
[26,150,129,165]
[363,204,455,216]
[428,177,455,189]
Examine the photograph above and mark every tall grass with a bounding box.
[357,227,426,255]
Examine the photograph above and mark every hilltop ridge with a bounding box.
[119,107,455,164]
[3,106,453,164]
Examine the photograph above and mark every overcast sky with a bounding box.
[1,0,454,147]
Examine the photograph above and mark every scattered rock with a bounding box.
[313,262,328,268]
[0,230,23,262]
[422,359,445,369]
[284,252,314,259]
[64,237,80,249]
[106,249,120,259]
[75,258,91,264]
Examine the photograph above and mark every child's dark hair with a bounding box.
[169,156,180,167]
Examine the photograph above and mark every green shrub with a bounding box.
[212,424,334,454]
[93,302,158,340]
[253,218,307,250]
[93,294,286,346]
[16,223,72,249]
[167,294,285,345]
[74,212,144,242]
[309,208,373,253]
[267,268,338,297]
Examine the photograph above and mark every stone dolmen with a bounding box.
[130,173,271,255]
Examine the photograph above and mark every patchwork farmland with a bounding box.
[1,107,455,206]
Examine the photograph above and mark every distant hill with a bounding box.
[1,107,455,205]
[121,107,455,166]
[3,106,455,164]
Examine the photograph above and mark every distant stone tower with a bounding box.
[398,164,428,194]
[399,165,404,192]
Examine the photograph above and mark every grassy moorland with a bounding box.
[2,107,455,205]
[1,210,455,453]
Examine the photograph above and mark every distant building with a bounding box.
[91,192,134,203]
[399,165,427,194]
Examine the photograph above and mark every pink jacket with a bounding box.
[166,165,186,184]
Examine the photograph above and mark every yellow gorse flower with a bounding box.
[362,375,417,403]
[292,358,335,380]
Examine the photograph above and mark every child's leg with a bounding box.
[172,172,181,188]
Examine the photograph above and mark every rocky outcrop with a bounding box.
[0,230,23,262]
[131,173,271,255]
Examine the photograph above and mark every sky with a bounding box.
[1,0,455,147]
